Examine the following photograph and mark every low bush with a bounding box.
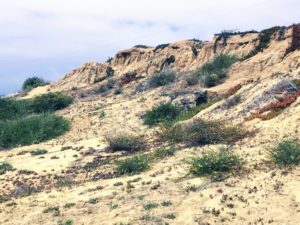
[149,70,176,88]
[269,140,300,166]
[0,114,70,148]
[189,147,241,177]
[22,77,48,91]
[30,92,73,113]
[164,119,246,145]
[0,162,13,175]
[143,102,182,126]
[116,155,150,175]
[30,149,48,156]
[97,79,115,94]
[106,133,145,152]
[191,54,239,87]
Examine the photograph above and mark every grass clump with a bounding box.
[0,114,70,148]
[192,54,239,87]
[189,147,241,177]
[106,133,145,152]
[0,162,13,175]
[164,119,246,145]
[116,155,150,175]
[30,149,48,156]
[149,70,176,88]
[269,140,300,166]
[143,102,182,126]
[22,77,48,91]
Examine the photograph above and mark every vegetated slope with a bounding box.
[0,25,300,225]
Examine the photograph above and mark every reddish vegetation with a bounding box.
[120,72,137,85]
[224,84,242,97]
[285,24,300,55]
[245,90,300,121]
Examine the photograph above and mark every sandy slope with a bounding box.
[1,26,300,225]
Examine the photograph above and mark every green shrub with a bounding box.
[30,149,48,156]
[143,102,182,126]
[31,92,73,113]
[0,93,72,120]
[22,77,48,90]
[164,119,246,145]
[106,133,145,152]
[116,155,150,175]
[189,147,241,176]
[194,54,239,87]
[149,70,176,87]
[0,162,13,175]
[269,140,300,166]
[0,98,31,121]
[0,114,70,148]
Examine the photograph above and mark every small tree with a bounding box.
[22,77,48,90]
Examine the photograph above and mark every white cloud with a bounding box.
[0,0,299,93]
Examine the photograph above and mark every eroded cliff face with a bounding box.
[51,26,299,94]
[51,31,261,91]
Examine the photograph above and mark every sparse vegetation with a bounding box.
[152,148,177,159]
[22,77,48,91]
[43,206,60,216]
[0,162,13,175]
[269,140,300,166]
[149,70,176,88]
[59,219,73,225]
[0,114,70,148]
[243,26,280,60]
[189,147,241,177]
[97,79,115,94]
[164,119,246,145]
[106,133,145,152]
[191,54,239,87]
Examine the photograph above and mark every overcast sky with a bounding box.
[0,0,299,94]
